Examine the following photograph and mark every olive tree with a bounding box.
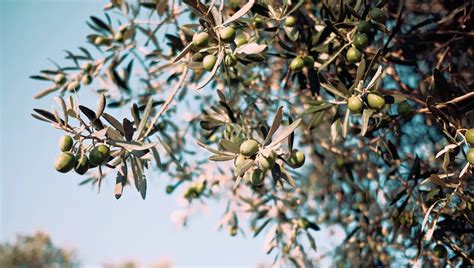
[0,231,78,267]
[31,0,474,266]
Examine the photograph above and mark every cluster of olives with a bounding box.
[465,128,474,164]
[54,135,110,175]
[347,92,387,113]
[191,25,246,71]
[53,61,94,93]
[234,139,305,187]
[346,8,387,64]
[93,24,128,47]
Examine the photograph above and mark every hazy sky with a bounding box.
[0,1,340,266]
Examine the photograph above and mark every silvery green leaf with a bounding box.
[366,65,383,91]
[361,109,373,136]
[33,85,60,99]
[209,154,235,161]
[264,106,283,145]
[136,97,153,140]
[55,96,68,126]
[173,42,193,63]
[220,139,240,154]
[114,161,127,199]
[102,113,125,135]
[320,83,346,99]
[96,93,106,118]
[268,119,302,147]
[111,140,158,151]
[140,178,147,200]
[342,109,350,138]
[197,141,234,156]
[235,43,267,55]
[222,0,255,26]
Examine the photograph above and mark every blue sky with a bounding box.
[0,0,276,266]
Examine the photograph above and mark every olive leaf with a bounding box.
[219,139,240,154]
[114,161,127,199]
[268,119,302,148]
[320,83,346,99]
[34,85,60,99]
[102,113,125,135]
[209,154,235,161]
[222,0,255,26]
[361,109,373,136]
[54,96,68,126]
[136,97,154,140]
[95,93,106,118]
[235,43,267,55]
[264,106,283,145]
[172,42,193,63]
[110,140,158,151]
[197,141,235,156]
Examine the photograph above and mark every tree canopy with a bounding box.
[31,0,474,266]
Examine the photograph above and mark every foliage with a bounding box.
[0,231,78,267]
[30,0,474,266]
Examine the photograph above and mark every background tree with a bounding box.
[30,0,473,266]
[0,231,78,267]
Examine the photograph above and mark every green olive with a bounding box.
[239,139,259,156]
[192,52,204,62]
[219,26,236,43]
[367,93,386,110]
[234,154,247,167]
[353,33,368,50]
[74,154,90,175]
[67,81,80,92]
[89,144,110,166]
[346,47,362,63]
[465,129,474,146]
[250,169,265,186]
[356,21,372,33]
[192,32,209,48]
[289,57,304,72]
[224,53,238,67]
[285,16,296,27]
[82,62,93,72]
[347,96,363,113]
[54,73,66,84]
[369,8,387,24]
[202,54,217,71]
[228,225,238,236]
[258,151,276,170]
[59,135,73,152]
[234,34,248,47]
[94,36,108,46]
[433,244,447,259]
[81,74,92,85]
[303,56,315,69]
[467,148,474,165]
[288,149,305,169]
[114,31,124,42]
[54,152,76,173]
